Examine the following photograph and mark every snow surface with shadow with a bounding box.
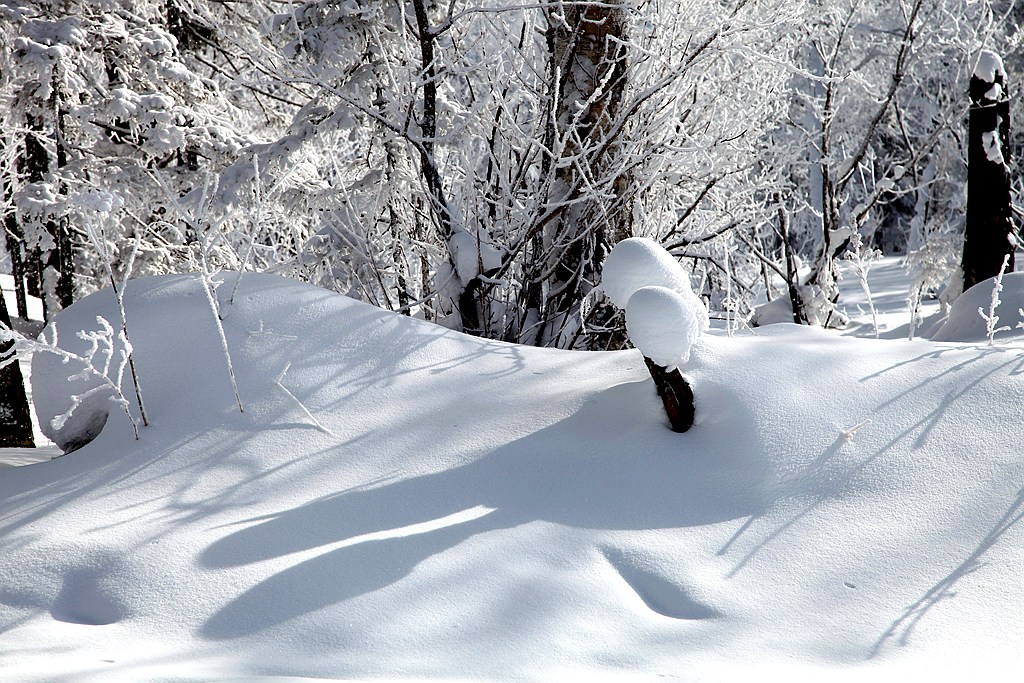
[1,264,1023,681]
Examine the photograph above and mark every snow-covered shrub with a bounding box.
[842,232,882,338]
[1,317,141,451]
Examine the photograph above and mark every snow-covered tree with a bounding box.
[1,0,1019,364]
[0,0,284,317]
[737,0,1018,327]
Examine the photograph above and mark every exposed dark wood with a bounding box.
[962,56,1014,291]
[643,356,695,434]
[0,292,35,448]
[411,0,484,334]
[779,206,807,325]
[26,105,74,319]
[3,133,29,319]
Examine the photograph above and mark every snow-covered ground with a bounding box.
[1,257,1023,681]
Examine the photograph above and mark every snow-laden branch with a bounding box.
[0,318,141,442]
[274,362,333,436]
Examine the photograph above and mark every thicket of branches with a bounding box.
[1,0,1021,349]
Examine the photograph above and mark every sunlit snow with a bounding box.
[1,259,1023,681]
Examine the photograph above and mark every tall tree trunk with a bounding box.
[0,293,35,448]
[962,51,1014,291]
[528,2,630,347]
[778,205,807,324]
[25,97,74,321]
[806,21,850,323]
[807,2,920,324]
[22,112,48,313]
[2,217,28,319]
[50,100,74,311]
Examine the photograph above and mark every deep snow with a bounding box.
[1,259,1023,681]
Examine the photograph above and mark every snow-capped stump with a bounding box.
[603,237,709,333]
[625,286,702,369]
[602,237,694,306]
[961,49,1014,292]
[603,239,708,433]
[625,286,700,433]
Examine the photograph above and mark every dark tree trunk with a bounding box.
[52,102,74,310]
[3,215,28,319]
[962,53,1014,291]
[0,293,35,448]
[643,356,695,434]
[410,0,482,334]
[23,114,48,311]
[778,205,807,325]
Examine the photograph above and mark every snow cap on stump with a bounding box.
[602,237,693,306]
[625,286,703,370]
[603,237,709,332]
[974,50,1006,85]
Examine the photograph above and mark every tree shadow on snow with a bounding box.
[199,379,770,640]
[870,486,1024,657]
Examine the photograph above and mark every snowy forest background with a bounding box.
[1,0,1023,351]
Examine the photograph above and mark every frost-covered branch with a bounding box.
[978,254,1012,346]
[274,362,333,436]
[0,317,141,442]
[843,232,882,338]
[76,190,149,428]
[197,244,245,414]
[841,419,872,444]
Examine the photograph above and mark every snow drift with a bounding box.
[932,272,1024,343]
[1,271,1023,681]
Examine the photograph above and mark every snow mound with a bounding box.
[749,296,798,327]
[601,237,694,307]
[31,274,249,452]
[931,272,1024,342]
[625,286,703,368]
[2,271,1024,680]
[32,318,122,452]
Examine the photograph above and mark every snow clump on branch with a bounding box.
[602,237,707,434]
[602,237,691,305]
